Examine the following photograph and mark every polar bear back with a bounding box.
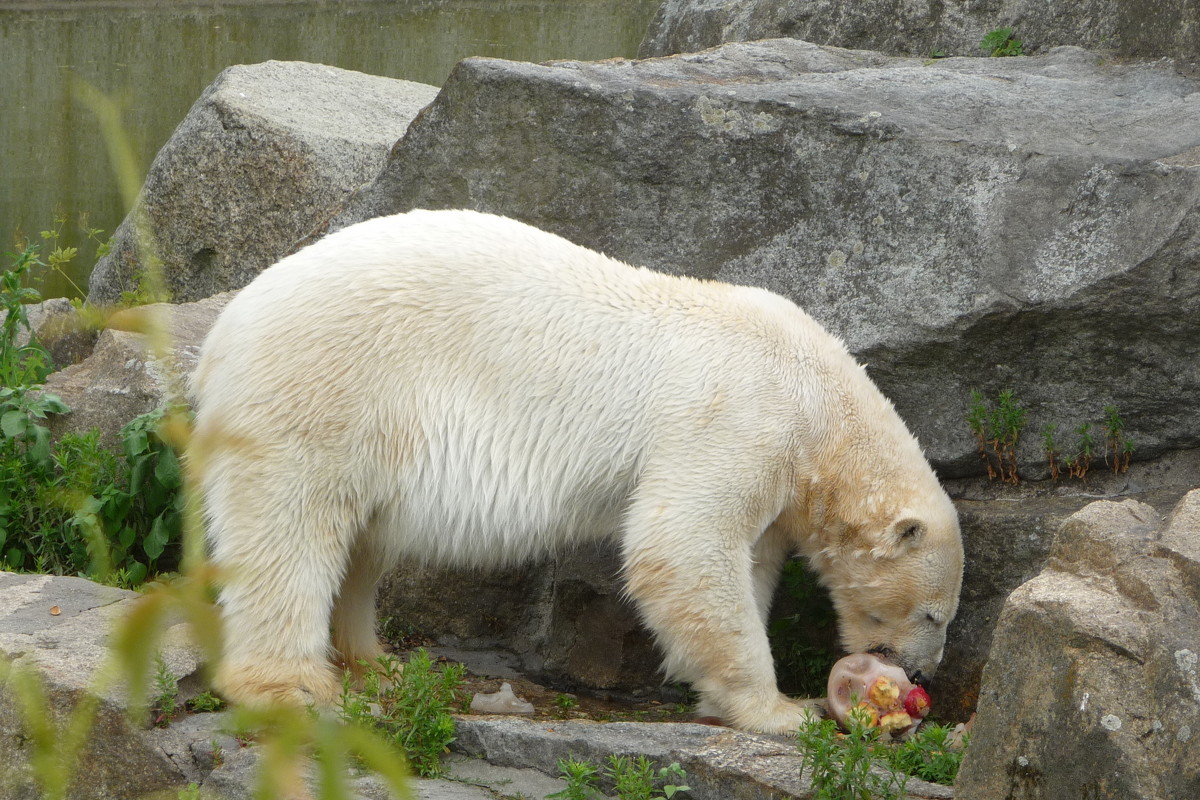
[194,210,857,566]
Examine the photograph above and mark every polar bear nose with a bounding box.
[910,670,930,689]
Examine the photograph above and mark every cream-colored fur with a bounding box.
[192,209,963,734]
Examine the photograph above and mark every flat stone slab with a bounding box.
[452,716,954,799]
[0,571,203,800]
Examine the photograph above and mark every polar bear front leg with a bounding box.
[622,503,815,734]
[205,465,359,709]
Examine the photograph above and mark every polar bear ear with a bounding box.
[872,516,926,558]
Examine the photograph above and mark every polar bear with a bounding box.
[192,209,963,734]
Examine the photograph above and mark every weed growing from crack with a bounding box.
[970,391,1137,484]
[339,649,465,778]
[1103,405,1134,474]
[882,722,968,786]
[797,708,908,800]
[968,389,1026,484]
[1042,423,1062,482]
[797,704,969,792]
[549,757,601,800]
[549,755,690,800]
[151,654,179,727]
[1065,422,1095,480]
[981,27,1023,56]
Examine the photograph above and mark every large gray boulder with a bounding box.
[333,40,1200,475]
[954,492,1200,799]
[938,453,1200,719]
[640,0,1200,62]
[87,61,438,306]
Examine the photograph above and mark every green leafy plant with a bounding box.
[0,238,186,583]
[554,692,579,717]
[0,405,186,582]
[795,707,908,800]
[549,756,603,800]
[977,394,1140,484]
[1041,423,1061,482]
[967,389,1026,484]
[882,722,968,785]
[339,649,465,777]
[36,212,110,300]
[1,242,53,389]
[118,407,187,574]
[1102,405,1134,474]
[549,755,690,800]
[981,27,1023,57]
[119,267,171,307]
[188,690,225,713]
[152,654,179,726]
[609,756,691,800]
[1065,421,1095,480]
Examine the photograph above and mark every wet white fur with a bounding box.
[192,209,963,734]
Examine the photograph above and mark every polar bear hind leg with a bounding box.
[330,523,395,679]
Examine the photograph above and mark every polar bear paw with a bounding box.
[713,693,823,735]
[216,659,342,709]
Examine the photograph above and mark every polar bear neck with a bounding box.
[776,337,939,561]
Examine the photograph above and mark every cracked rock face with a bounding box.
[640,0,1200,63]
[335,38,1200,475]
[955,492,1200,800]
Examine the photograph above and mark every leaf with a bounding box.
[129,455,149,491]
[125,560,148,586]
[39,393,69,415]
[153,447,181,488]
[124,428,150,461]
[1,410,28,439]
[144,515,168,561]
[29,425,52,467]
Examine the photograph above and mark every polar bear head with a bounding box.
[815,491,963,687]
